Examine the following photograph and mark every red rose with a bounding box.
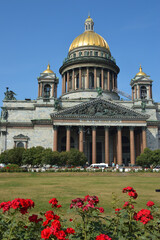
[123,201,134,209]
[29,214,43,223]
[96,233,112,240]
[41,228,52,239]
[65,227,75,234]
[146,201,155,207]
[115,208,121,214]
[45,210,55,220]
[99,207,104,213]
[51,220,61,230]
[55,230,66,240]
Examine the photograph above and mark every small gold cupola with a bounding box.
[136,65,147,76]
[43,63,54,74]
[85,15,94,31]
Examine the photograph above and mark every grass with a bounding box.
[0,172,160,215]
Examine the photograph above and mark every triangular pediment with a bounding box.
[51,99,149,120]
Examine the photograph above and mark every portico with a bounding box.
[51,98,148,166]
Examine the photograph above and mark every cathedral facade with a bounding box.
[0,17,160,166]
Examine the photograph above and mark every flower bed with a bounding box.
[0,187,159,239]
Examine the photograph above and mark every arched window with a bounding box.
[141,86,147,99]
[76,74,79,89]
[17,142,24,148]
[44,84,51,98]
[89,72,94,89]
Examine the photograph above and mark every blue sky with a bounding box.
[0,0,160,105]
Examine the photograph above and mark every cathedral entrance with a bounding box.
[89,142,102,164]
[96,142,102,163]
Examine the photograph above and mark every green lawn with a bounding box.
[0,172,159,215]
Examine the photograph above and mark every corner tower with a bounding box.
[37,64,59,100]
[130,65,153,103]
[59,16,120,100]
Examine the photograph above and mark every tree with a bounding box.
[0,148,25,166]
[150,149,160,166]
[41,149,60,165]
[67,149,87,166]
[59,151,70,166]
[22,146,44,166]
[136,148,152,168]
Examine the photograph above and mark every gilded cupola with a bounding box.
[69,16,110,52]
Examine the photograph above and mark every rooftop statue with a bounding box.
[97,87,103,96]
[141,99,147,112]
[54,98,61,110]
[1,108,8,120]
[4,87,16,100]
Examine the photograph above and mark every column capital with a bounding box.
[92,126,97,130]
[117,126,123,130]
[129,126,135,130]
[104,126,110,130]
[79,126,84,131]
[66,126,71,130]
[142,126,147,131]
[53,125,58,130]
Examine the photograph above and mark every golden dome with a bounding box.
[69,31,110,52]
[136,65,147,76]
[43,64,54,73]
[85,16,93,22]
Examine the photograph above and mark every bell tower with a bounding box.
[37,64,59,100]
[130,65,153,103]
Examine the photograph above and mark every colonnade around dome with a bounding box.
[61,67,117,95]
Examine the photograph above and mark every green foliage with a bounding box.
[150,149,160,166]
[22,146,44,166]
[59,151,70,166]
[0,148,25,165]
[1,164,27,172]
[136,148,154,167]
[67,149,87,166]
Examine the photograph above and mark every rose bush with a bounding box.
[0,187,159,239]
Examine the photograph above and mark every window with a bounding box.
[99,74,102,88]
[90,51,92,56]
[94,51,98,56]
[79,52,82,57]
[76,74,79,89]
[69,75,72,89]
[17,142,24,148]
[44,84,51,98]
[73,53,76,58]
[101,52,103,57]
[141,86,147,99]
[89,72,94,89]
[82,75,85,89]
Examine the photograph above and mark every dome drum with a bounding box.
[61,65,119,100]
[61,89,120,101]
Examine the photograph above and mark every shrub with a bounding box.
[67,148,87,166]
[22,146,44,166]
[136,148,153,168]
[0,148,25,166]
[0,187,159,239]
[2,164,22,172]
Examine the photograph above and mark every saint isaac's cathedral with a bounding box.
[0,16,159,166]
